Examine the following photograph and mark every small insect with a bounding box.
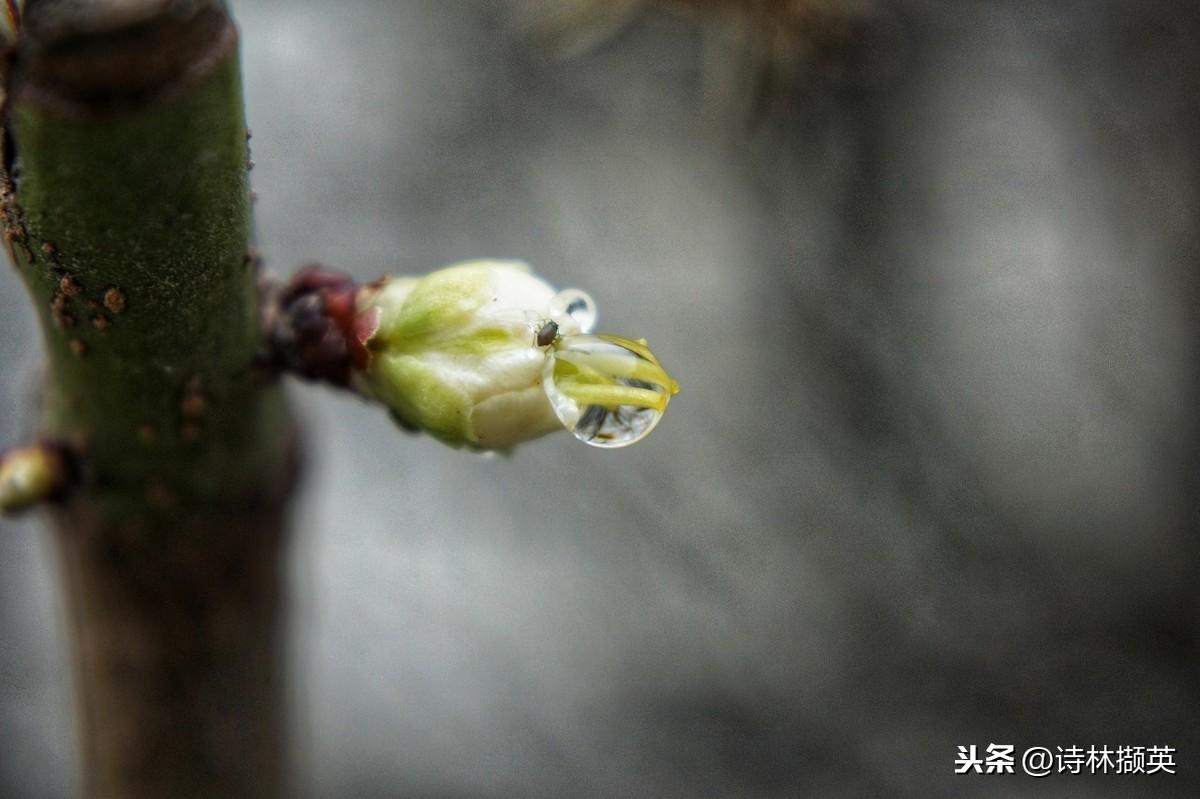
[534,319,559,347]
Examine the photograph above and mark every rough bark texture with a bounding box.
[2,1,296,796]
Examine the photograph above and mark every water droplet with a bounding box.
[547,289,597,334]
[542,334,679,448]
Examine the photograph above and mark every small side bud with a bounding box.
[0,443,73,515]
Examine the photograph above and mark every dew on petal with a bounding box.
[542,333,679,448]
[547,289,597,334]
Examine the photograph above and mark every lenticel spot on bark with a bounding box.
[181,393,207,418]
[103,287,127,314]
[51,294,75,330]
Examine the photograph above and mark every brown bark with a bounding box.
[53,448,297,798]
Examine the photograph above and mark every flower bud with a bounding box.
[352,260,592,449]
[271,259,679,451]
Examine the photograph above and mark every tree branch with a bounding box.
[1,1,297,795]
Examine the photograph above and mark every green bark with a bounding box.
[5,1,289,516]
[2,2,296,796]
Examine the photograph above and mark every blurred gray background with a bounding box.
[3,0,1199,796]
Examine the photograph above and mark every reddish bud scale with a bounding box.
[350,305,380,369]
[268,265,377,384]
